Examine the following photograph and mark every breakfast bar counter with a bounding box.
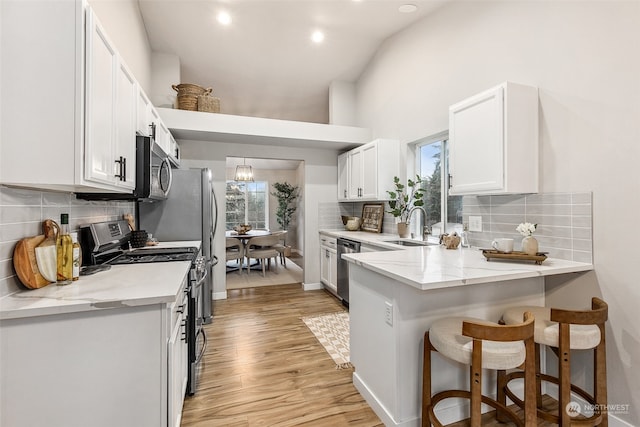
[341,246,592,427]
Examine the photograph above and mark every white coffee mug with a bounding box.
[491,238,514,253]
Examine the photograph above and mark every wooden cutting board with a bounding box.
[13,235,51,289]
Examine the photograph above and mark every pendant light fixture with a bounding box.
[234,158,254,182]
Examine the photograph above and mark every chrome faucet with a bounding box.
[408,206,431,241]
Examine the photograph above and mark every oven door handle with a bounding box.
[196,328,207,364]
[193,268,207,287]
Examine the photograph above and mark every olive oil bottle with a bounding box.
[56,213,73,285]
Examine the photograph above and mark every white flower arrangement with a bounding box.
[516,222,537,237]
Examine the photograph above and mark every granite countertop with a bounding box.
[0,241,200,320]
[320,230,593,291]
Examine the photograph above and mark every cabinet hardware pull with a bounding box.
[149,122,156,140]
[344,189,347,198]
[114,156,125,181]
[177,304,185,314]
[448,174,453,189]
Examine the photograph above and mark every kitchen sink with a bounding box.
[382,239,437,247]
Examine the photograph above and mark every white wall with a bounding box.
[180,140,338,299]
[88,0,152,92]
[355,1,640,424]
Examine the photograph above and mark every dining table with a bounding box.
[225,229,272,272]
[225,229,271,243]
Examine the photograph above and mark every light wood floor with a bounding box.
[182,283,566,426]
[180,283,383,426]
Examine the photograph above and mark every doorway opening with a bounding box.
[224,157,304,290]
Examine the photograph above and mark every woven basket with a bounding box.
[176,95,198,111]
[197,94,221,113]
[171,83,212,97]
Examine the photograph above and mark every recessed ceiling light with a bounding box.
[398,4,418,13]
[311,30,325,44]
[217,11,232,25]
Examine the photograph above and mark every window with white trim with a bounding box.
[225,181,269,229]
[415,134,463,237]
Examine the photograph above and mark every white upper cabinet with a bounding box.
[0,2,140,193]
[339,139,400,201]
[337,152,349,201]
[449,82,538,195]
[85,8,136,190]
[114,61,138,190]
[136,88,153,137]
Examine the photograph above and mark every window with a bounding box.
[415,134,463,237]
[225,181,269,229]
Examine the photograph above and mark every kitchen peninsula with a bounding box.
[341,244,592,427]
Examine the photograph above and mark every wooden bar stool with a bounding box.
[499,297,608,426]
[422,313,537,427]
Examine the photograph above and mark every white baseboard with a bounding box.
[353,372,409,426]
[353,372,524,426]
[212,291,227,300]
[302,282,323,291]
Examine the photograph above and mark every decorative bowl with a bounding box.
[234,224,252,234]
[344,217,362,231]
[442,233,461,249]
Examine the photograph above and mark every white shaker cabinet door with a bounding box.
[85,8,118,186]
[449,82,538,196]
[114,61,137,190]
[449,85,505,195]
[337,152,349,201]
[360,142,378,199]
[348,149,363,199]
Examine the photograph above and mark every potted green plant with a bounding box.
[386,175,425,237]
[271,182,299,253]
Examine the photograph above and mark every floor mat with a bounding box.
[302,311,351,369]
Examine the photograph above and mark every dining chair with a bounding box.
[271,230,288,267]
[225,237,244,274]
[245,234,280,277]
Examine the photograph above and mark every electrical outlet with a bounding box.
[384,301,393,326]
[468,215,483,232]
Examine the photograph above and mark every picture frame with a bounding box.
[361,203,385,233]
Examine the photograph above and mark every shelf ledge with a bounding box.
[158,108,372,150]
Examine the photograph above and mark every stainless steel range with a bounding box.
[80,220,207,396]
[108,247,199,264]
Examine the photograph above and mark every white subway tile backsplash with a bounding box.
[573,251,593,263]
[0,185,134,297]
[42,191,73,206]
[0,186,42,206]
[463,192,593,263]
[571,192,592,204]
[0,206,42,224]
[525,193,571,204]
[0,221,42,242]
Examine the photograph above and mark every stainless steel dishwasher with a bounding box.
[337,237,361,307]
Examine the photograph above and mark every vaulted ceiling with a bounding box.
[138,0,446,124]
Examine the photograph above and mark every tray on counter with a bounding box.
[481,249,548,265]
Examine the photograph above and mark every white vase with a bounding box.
[521,236,538,255]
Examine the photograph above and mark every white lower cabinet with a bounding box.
[0,280,189,427]
[320,235,338,294]
[168,278,188,427]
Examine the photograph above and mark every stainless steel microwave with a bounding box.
[76,136,172,202]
